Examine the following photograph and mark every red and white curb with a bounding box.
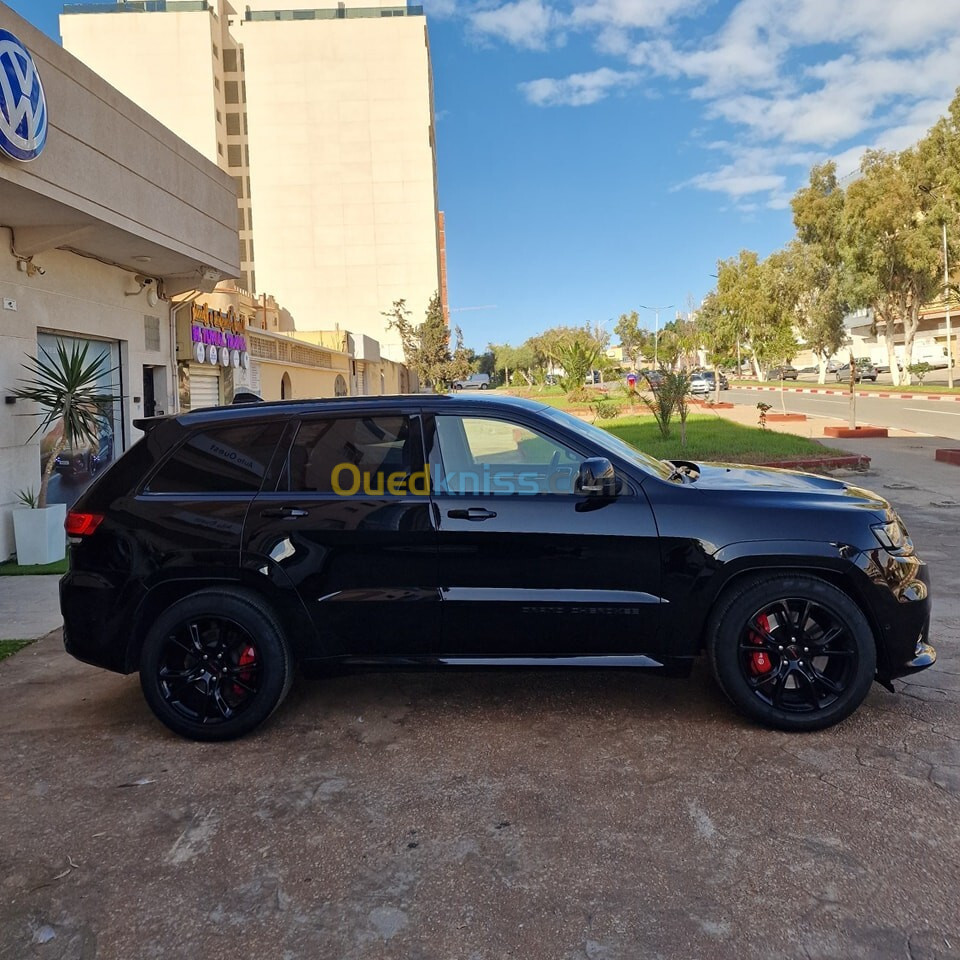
[732,385,960,401]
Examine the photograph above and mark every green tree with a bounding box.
[553,336,603,398]
[790,162,850,383]
[383,292,455,390]
[695,291,738,402]
[614,311,654,371]
[842,148,943,385]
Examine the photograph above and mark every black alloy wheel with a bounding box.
[140,589,293,741]
[707,575,876,731]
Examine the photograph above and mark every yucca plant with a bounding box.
[12,341,119,508]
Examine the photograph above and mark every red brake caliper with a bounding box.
[748,613,773,675]
[233,645,257,697]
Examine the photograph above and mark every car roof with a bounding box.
[134,392,552,432]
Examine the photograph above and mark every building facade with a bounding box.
[61,0,445,359]
[0,1,239,559]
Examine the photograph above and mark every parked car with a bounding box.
[53,416,114,483]
[61,394,936,741]
[766,364,798,381]
[452,373,490,390]
[835,361,878,382]
[689,373,711,395]
[641,370,663,390]
[696,370,729,390]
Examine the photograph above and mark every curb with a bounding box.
[732,384,960,401]
[935,449,960,466]
[757,455,871,471]
[823,426,889,439]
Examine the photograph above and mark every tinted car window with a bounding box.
[435,415,584,495]
[287,415,413,493]
[146,421,284,494]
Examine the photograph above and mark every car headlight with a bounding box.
[871,518,913,555]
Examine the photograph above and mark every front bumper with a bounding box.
[891,639,937,679]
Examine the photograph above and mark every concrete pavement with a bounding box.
[0,574,61,642]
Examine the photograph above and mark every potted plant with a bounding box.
[10,341,118,565]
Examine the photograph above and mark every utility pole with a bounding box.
[944,221,954,390]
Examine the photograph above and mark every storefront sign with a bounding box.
[0,30,48,162]
[190,302,249,368]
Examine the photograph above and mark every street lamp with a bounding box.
[638,303,674,368]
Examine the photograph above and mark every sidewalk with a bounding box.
[0,574,62,642]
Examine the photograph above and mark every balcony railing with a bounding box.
[63,1,210,14]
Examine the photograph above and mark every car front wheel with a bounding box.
[139,589,293,741]
[707,574,876,731]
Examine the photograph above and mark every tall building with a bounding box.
[61,0,444,360]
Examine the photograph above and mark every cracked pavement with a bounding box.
[0,436,958,959]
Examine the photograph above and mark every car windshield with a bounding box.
[539,405,675,480]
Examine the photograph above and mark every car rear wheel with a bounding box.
[707,575,876,731]
[139,589,293,741]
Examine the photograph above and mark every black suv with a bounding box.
[61,395,935,740]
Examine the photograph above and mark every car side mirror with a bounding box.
[578,457,617,496]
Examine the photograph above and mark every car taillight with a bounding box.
[66,512,104,536]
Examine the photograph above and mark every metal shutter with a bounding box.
[190,370,221,409]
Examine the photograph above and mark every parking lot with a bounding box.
[1,439,959,960]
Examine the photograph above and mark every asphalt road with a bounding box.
[726,386,960,439]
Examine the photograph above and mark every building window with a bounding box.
[144,315,161,353]
[237,208,246,231]
[247,207,253,230]
[248,239,254,261]
[225,81,240,104]
[334,375,348,397]
[233,176,244,198]
[227,144,243,168]
[214,76,220,91]
[226,112,241,136]
[246,270,255,293]
[212,43,219,58]
[217,142,223,156]
[223,48,237,72]
[215,109,221,124]
[239,239,247,264]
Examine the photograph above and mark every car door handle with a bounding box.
[447,507,497,521]
[259,507,309,519]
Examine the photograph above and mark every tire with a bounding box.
[479,383,489,390]
[706,574,876,731]
[139,588,294,741]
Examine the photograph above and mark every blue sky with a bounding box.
[8,0,960,352]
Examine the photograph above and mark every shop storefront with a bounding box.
[0,3,238,559]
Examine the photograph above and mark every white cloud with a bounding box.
[469,0,561,50]
[569,0,703,30]
[457,0,960,207]
[519,66,641,106]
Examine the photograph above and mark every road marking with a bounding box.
[905,407,960,416]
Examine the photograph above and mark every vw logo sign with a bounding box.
[0,30,48,162]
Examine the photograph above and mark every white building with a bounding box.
[61,0,445,360]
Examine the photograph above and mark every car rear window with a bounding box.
[145,421,285,494]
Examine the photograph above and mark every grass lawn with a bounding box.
[0,558,68,576]
[0,639,34,662]
[603,415,850,464]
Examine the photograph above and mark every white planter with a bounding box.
[12,504,67,566]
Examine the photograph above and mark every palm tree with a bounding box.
[13,340,119,508]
